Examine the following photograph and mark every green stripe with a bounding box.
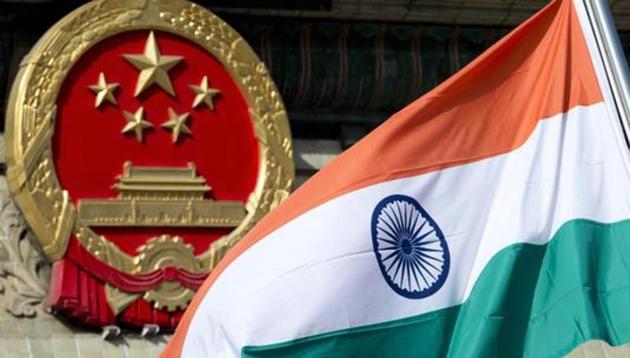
[242,219,630,357]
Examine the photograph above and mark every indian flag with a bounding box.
[164,0,630,356]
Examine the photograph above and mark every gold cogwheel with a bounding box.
[144,283,195,312]
[135,235,201,311]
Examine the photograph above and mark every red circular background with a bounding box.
[53,30,259,255]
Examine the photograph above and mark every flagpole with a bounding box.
[582,0,630,146]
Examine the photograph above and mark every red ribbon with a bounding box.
[66,238,209,292]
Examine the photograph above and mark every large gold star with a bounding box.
[88,72,119,108]
[122,107,153,142]
[123,31,183,97]
[189,76,221,110]
[162,107,192,143]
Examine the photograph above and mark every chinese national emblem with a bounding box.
[5,0,294,329]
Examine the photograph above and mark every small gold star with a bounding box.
[189,76,221,110]
[122,107,153,142]
[162,107,192,143]
[88,72,119,108]
[123,31,183,97]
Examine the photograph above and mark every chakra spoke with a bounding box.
[418,251,445,264]
[385,253,402,273]
[378,246,402,252]
[408,256,416,290]
[392,202,405,236]
[417,258,438,282]
[410,228,435,245]
[409,209,421,238]
[405,204,415,237]
[408,257,422,290]
[378,236,401,248]
[410,219,428,244]
[409,254,431,287]
[380,248,402,262]
[391,254,405,281]
[400,255,408,289]
[396,202,407,236]
[416,239,441,247]
[383,209,402,237]
[404,203,413,237]
[379,214,398,236]
[417,256,443,275]
[412,246,443,253]
[378,223,399,242]
[379,215,398,236]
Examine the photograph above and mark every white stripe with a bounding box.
[182,102,630,357]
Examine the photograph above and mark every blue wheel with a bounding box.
[371,194,450,299]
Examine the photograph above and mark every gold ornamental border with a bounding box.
[5,0,294,274]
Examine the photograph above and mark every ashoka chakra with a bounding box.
[371,194,450,299]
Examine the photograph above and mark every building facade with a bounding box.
[0,0,629,357]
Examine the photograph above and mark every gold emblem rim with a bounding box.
[5,0,294,310]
